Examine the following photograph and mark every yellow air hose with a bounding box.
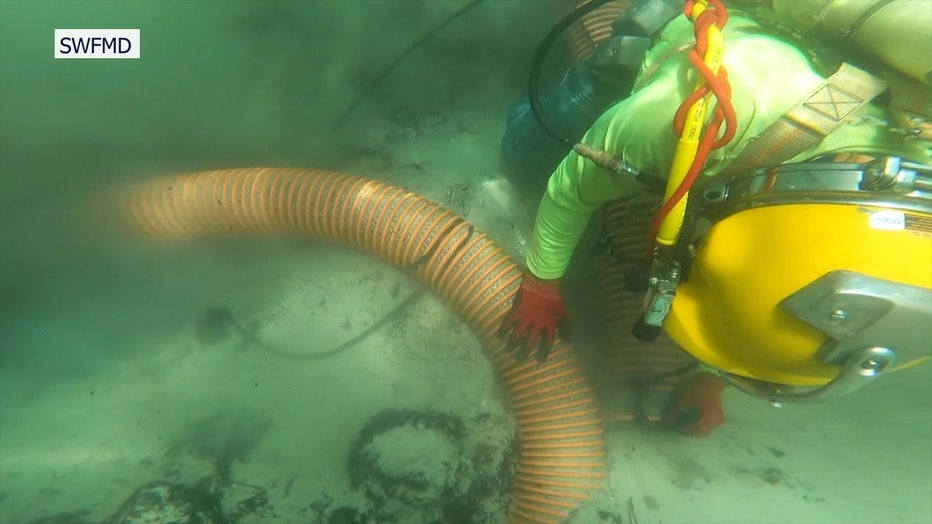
[656,0,727,246]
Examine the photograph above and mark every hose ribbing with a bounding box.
[562,0,629,63]
[597,197,696,421]
[118,167,605,524]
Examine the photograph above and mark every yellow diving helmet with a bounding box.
[664,157,932,402]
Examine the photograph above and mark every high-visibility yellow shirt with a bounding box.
[527,12,932,280]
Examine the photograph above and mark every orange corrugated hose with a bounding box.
[118,167,605,524]
[558,0,629,63]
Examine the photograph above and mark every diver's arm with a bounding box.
[526,79,680,280]
[525,150,629,280]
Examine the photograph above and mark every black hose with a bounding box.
[204,223,476,361]
[527,0,618,148]
[233,290,427,361]
[332,0,488,131]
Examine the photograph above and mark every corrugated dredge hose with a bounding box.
[117,167,606,524]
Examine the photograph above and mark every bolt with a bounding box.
[769,400,783,408]
[860,359,883,372]
[829,309,847,320]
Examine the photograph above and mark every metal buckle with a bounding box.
[699,156,932,219]
[642,251,680,327]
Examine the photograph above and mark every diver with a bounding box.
[498,0,932,437]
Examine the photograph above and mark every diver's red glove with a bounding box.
[498,272,567,362]
[664,372,728,437]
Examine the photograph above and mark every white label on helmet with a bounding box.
[869,210,906,231]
